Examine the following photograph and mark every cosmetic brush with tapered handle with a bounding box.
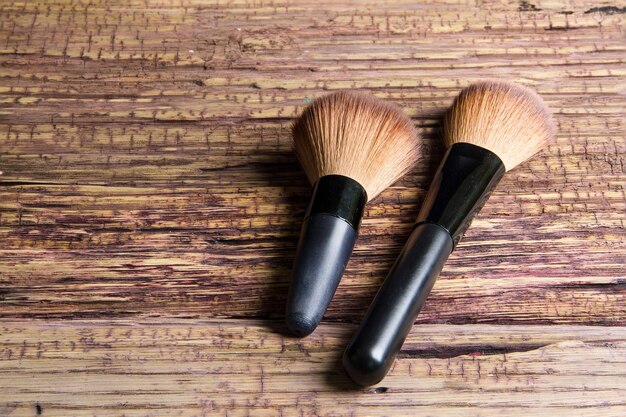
[343,81,556,385]
[286,91,421,337]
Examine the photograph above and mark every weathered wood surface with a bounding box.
[2,320,626,416]
[0,0,625,415]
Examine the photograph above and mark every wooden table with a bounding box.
[1,1,625,415]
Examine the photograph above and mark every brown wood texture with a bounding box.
[0,0,625,415]
[2,320,626,416]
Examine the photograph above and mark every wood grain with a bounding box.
[0,0,625,415]
[1,320,626,416]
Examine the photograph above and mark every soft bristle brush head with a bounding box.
[443,81,556,171]
[292,91,421,200]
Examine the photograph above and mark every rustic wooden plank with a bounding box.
[0,0,624,324]
[1,320,626,416]
[0,0,625,413]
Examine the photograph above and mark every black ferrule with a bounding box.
[286,175,367,337]
[416,142,505,247]
[306,175,368,228]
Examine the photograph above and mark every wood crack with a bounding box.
[397,343,549,359]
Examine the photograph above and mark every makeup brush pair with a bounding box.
[285,81,556,386]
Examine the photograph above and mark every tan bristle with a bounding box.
[292,91,421,200]
[443,81,556,171]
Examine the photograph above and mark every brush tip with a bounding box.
[292,90,421,199]
[443,80,555,171]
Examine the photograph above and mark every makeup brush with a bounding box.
[286,91,421,337]
[343,81,556,385]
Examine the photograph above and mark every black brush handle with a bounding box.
[343,143,506,385]
[286,214,356,336]
[286,175,367,337]
[343,222,452,386]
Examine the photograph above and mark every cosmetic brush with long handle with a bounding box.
[343,81,556,385]
[286,91,421,337]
